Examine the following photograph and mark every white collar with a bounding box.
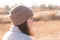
[10,25,22,33]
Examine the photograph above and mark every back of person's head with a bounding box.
[9,5,33,35]
[10,5,33,25]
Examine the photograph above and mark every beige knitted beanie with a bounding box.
[9,5,33,25]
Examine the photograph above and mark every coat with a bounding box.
[2,25,32,40]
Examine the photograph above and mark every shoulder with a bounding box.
[2,31,32,40]
[14,33,32,40]
[20,34,32,40]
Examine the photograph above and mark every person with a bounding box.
[2,5,33,40]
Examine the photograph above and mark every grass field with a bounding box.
[0,9,60,40]
[0,20,60,40]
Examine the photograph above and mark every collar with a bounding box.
[10,25,22,33]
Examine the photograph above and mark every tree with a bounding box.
[40,4,46,8]
[48,4,54,9]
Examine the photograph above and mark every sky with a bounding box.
[0,0,60,8]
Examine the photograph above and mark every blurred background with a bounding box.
[1,0,60,40]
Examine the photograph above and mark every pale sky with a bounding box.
[0,0,60,8]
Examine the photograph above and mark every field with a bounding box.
[31,20,60,40]
[0,20,60,40]
[0,9,60,40]
[0,23,11,40]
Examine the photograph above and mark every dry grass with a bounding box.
[0,20,60,40]
[1,10,60,40]
[0,23,11,40]
[31,20,60,40]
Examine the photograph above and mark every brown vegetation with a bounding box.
[1,5,60,40]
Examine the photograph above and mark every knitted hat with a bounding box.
[9,5,33,25]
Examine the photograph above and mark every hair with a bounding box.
[16,21,31,35]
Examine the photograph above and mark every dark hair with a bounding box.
[16,21,31,35]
